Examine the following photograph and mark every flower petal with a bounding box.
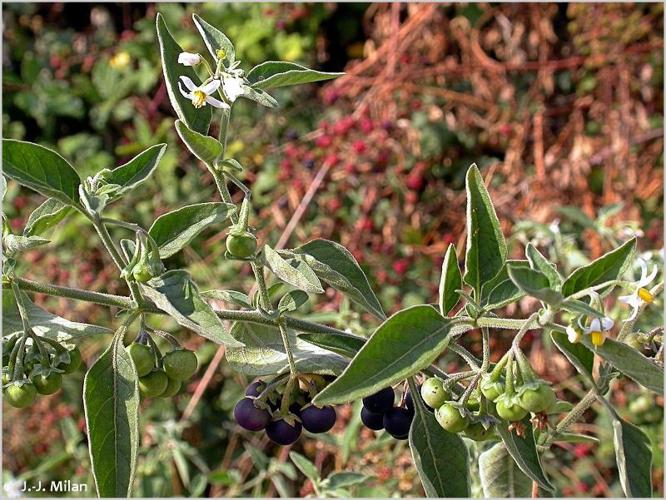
[179,76,197,91]
[638,264,659,288]
[178,81,192,99]
[600,316,614,331]
[205,95,229,109]
[589,318,602,331]
[201,79,221,95]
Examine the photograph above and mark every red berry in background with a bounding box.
[499,123,512,136]
[352,140,367,154]
[393,258,410,275]
[344,163,355,174]
[315,135,332,148]
[573,444,591,458]
[405,191,418,204]
[324,153,339,165]
[358,217,373,232]
[406,173,424,191]
[443,233,455,245]
[327,198,342,212]
[360,117,374,134]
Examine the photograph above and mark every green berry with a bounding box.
[160,376,182,398]
[435,403,469,433]
[139,370,168,398]
[420,378,449,409]
[517,383,556,413]
[4,382,37,408]
[480,376,504,402]
[162,349,198,381]
[495,395,529,422]
[59,348,82,374]
[226,232,257,258]
[462,422,496,441]
[128,343,155,377]
[32,372,63,395]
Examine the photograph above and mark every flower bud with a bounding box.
[178,52,202,67]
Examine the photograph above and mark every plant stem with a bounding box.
[11,277,133,309]
[481,327,490,372]
[448,343,481,370]
[511,312,540,351]
[475,317,536,330]
[277,320,298,376]
[251,262,271,310]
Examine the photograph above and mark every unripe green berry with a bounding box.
[420,378,449,409]
[162,349,198,381]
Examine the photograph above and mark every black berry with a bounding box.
[266,419,302,445]
[289,402,303,417]
[245,380,265,397]
[383,407,413,440]
[300,405,337,433]
[361,407,384,430]
[362,387,394,413]
[234,398,271,431]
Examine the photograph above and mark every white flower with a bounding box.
[583,316,614,347]
[3,479,23,497]
[178,52,202,66]
[178,77,228,109]
[566,324,583,344]
[221,74,245,102]
[618,259,658,321]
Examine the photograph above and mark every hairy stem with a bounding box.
[251,262,271,311]
[278,320,298,376]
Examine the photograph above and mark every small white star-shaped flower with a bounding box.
[582,316,614,347]
[221,74,245,102]
[178,76,228,109]
[618,259,658,321]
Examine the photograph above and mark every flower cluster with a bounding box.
[176,51,246,109]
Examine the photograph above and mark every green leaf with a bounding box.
[23,198,72,236]
[3,291,111,342]
[83,329,139,497]
[140,270,243,347]
[550,330,594,382]
[192,14,235,65]
[289,452,320,483]
[264,245,324,294]
[298,331,366,358]
[556,205,595,228]
[507,263,563,306]
[2,139,81,206]
[479,443,533,498]
[278,290,309,313]
[241,85,278,108]
[175,120,223,166]
[525,243,562,289]
[322,472,369,490]
[3,234,49,255]
[496,421,554,492]
[313,306,453,405]
[293,239,385,319]
[561,238,636,297]
[480,261,527,310]
[560,298,605,318]
[226,322,347,376]
[580,336,663,394]
[156,13,211,134]
[200,289,252,309]
[246,61,343,90]
[409,382,470,497]
[463,164,507,296]
[148,202,236,259]
[105,144,167,200]
[613,418,653,497]
[439,244,462,315]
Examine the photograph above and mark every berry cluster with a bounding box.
[2,334,82,409]
[234,376,338,445]
[128,343,198,398]
[360,386,414,439]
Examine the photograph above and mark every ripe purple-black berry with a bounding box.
[300,405,336,433]
[266,418,302,445]
[383,406,413,439]
[234,397,271,431]
[362,387,394,413]
[245,380,265,397]
[361,407,384,430]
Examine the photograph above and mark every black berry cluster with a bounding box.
[360,386,414,440]
[234,376,338,445]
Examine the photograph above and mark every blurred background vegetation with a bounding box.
[2,2,663,497]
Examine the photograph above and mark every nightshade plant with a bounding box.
[1,13,663,498]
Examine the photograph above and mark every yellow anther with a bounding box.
[192,90,206,108]
[590,331,606,347]
[637,287,654,303]
[216,48,227,60]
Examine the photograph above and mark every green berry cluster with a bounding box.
[128,343,198,399]
[3,334,82,409]
[420,348,560,439]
